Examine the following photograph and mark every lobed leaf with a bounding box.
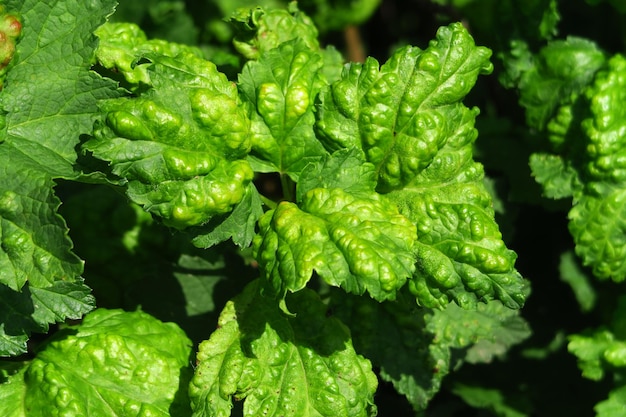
[0,0,119,356]
[503,36,605,131]
[190,280,378,417]
[253,187,416,305]
[238,38,328,179]
[316,22,493,191]
[0,309,193,417]
[569,54,626,280]
[87,31,259,234]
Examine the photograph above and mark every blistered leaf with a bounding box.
[0,151,83,292]
[504,36,605,130]
[86,41,257,232]
[296,148,378,202]
[253,187,416,304]
[0,0,118,356]
[388,146,527,309]
[0,309,193,417]
[239,38,328,179]
[316,22,493,191]
[95,22,204,89]
[190,280,377,417]
[230,3,319,60]
[569,55,626,280]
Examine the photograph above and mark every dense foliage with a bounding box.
[0,0,624,416]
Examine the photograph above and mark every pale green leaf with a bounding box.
[190,281,378,417]
[253,187,416,303]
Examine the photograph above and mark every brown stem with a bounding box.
[344,24,366,63]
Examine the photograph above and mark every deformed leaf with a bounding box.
[189,280,378,417]
[0,0,118,356]
[0,150,83,292]
[238,38,328,179]
[230,3,320,60]
[86,38,256,232]
[0,308,193,417]
[569,54,626,281]
[296,148,378,202]
[316,22,493,191]
[253,187,416,304]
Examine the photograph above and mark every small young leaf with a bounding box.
[238,38,328,179]
[190,280,378,417]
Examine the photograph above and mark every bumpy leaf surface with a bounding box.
[316,22,493,191]
[253,187,416,304]
[317,23,527,309]
[0,0,119,356]
[0,309,193,417]
[87,26,258,232]
[238,38,328,179]
[230,4,343,84]
[504,37,605,130]
[190,281,377,417]
[569,55,626,280]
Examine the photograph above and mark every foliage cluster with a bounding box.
[0,0,625,416]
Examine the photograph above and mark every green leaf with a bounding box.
[94,22,205,90]
[559,250,597,313]
[316,22,493,191]
[569,54,626,281]
[0,308,193,417]
[0,0,118,356]
[1,281,92,359]
[189,184,263,248]
[296,148,378,202]
[330,293,451,412]
[427,300,531,364]
[86,41,255,232]
[0,151,83,292]
[230,3,320,60]
[529,152,582,199]
[239,38,328,179]
[253,187,416,304]
[504,36,605,130]
[452,383,528,417]
[389,173,527,309]
[2,0,122,179]
[596,385,626,417]
[297,0,382,31]
[189,280,378,417]
[0,366,26,417]
[569,330,617,380]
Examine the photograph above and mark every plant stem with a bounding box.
[280,173,296,202]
